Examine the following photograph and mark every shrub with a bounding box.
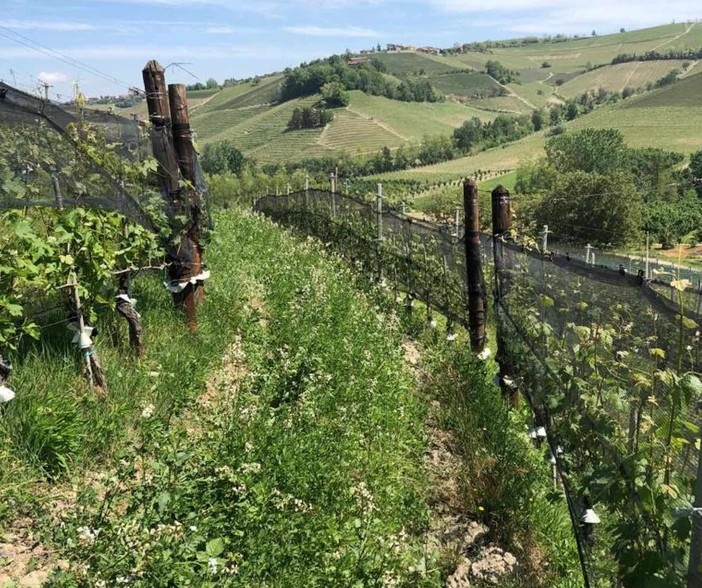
[201,141,245,176]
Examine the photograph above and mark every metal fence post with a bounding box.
[330,171,337,218]
[376,183,384,243]
[51,173,64,209]
[304,175,310,211]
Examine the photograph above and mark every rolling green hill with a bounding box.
[192,89,503,164]
[185,22,701,168]
[372,70,702,184]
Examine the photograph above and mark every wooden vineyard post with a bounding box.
[169,83,205,305]
[491,185,519,407]
[688,433,702,587]
[116,273,145,357]
[142,60,198,332]
[70,280,107,390]
[463,179,486,353]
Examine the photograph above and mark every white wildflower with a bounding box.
[446,332,458,342]
[239,462,261,474]
[208,557,218,574]
[141,404,155,419]
[76,526,100,546]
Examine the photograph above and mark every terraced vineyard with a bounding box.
[347,91,498,138]
[374,132,547,184]
[567,69,702,152]
[373,51,460,76]
[427,71,501,97]
[557,60,689,97]
[379,69,702,184]
[318,108,405,152]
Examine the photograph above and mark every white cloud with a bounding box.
[37,71,69,84]
[285,25,381,37]
[0,19,97,31]
[429,0,699,35]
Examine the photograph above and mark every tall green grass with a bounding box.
[1,210,438,587]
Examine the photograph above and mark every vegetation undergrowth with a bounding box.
[392,306,583,588]
[2,209,439,587]
[2,205,582,587]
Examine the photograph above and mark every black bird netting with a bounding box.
[255,187,702,587]
[0,81,212,234]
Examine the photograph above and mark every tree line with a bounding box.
[612,47,702,64]
[514,128,702,248]
[279,55,443,104]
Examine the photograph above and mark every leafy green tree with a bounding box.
[545,128,627,174]
[485,60,518,84]
[646,191,702,248]
[565,100,579,121]
[452,117,483,152]
[531,109,546,131]
[321,82,350,108]
[533,171,643,247]
[689,149,702,196]
[202,141,245,176]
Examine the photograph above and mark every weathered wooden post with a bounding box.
[491,185,518,407]
[116,273,145,357]
[142,60,198,332]
[688,431,702,587]
[463,179,486,353]
[169,83,205,305]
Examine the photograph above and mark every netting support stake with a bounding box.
[689,412,702,586]
[491,184,518,407]
[51,173,63,210]
[463,179,486,354]
[169,82,205,308]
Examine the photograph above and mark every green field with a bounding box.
[373,51,461,76]
[557,60,688,97]
[427,71,501,96]
[347,91,498,137]
[373,70,702,184]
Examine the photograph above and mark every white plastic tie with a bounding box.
[163,270,212,294]
[72,326,94,350]
[478,347,492,361]
[0,384,15,403]
[582,509,601,524]
[116,294,137,306]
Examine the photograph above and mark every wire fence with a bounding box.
[255,187,702,588]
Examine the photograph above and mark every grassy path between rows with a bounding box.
[2,210,438,587]
[1,209,580,587]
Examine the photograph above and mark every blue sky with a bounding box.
[1,0,699,98]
